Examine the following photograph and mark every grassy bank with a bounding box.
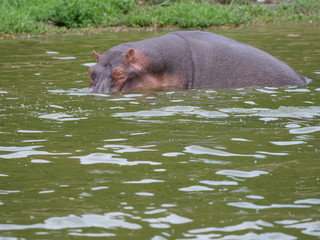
[1,0,319,37]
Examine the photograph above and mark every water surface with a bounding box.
[0,22,320,240]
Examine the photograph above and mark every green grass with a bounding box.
[123,1,249,28]
[0,0,319,36]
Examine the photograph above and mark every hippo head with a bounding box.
[88,47,149,93]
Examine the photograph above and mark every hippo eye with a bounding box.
[112,67,126,81]
[117,72,125,78]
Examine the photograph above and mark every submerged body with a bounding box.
[89,31,309,93]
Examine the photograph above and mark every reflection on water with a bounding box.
[0,212,142,230]
[0,23,319,239]
[184,145,265,158]
[71,152,161,165]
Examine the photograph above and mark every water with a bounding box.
[0,23,320,240]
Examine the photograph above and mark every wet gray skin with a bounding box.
[89,31,310,93]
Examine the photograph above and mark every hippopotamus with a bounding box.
[88,31,309,93]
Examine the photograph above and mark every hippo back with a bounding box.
[172,31,307,88]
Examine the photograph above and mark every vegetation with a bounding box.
[0,0,319,36]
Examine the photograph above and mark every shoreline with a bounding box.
[1,20,317,40]
[0,25,242,39]
[1,0,319,39]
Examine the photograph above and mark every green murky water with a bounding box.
[0,23,320,240]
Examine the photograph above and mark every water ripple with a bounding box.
[123,179,165,184]
[52,56,76,60]
[0,145,42,152]
[184,145,265,158]
[162,152,185,157]
[270,141,306,146]
[255,151,288,156]
[113,105,229,119]
[189,220,273,233]
[71,153,160,166]
[219,106,320,119]
[184,232,296,240]
[0,150,70,159]
[216,170,269,178]
[102,144,157,153]
[143,213,193,225]
[135,192,155,196]
[0,212,141,230]
[200,180,238,186]
[39,113,87,121]
[294,198,320,204]
[289,126,320,134]
[278,220,320,237]
[0,190,21,195]
[69,232,115,237]
[227,202,311,209]
[178,185,214,192]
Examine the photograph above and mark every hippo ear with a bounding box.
[92,50,101,62]
[125,48,136,63]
